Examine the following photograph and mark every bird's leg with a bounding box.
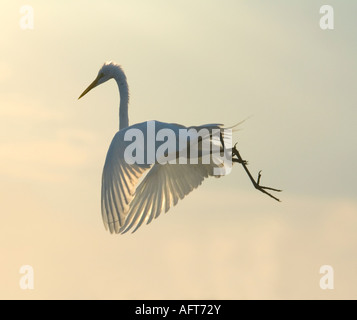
[219,132,247,165]
[232,143,282,202]
[232,156,248,165]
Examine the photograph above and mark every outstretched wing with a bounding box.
[101,130,151,233]
[101,121,231,234]
[119,162,216,234]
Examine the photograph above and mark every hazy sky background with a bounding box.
[1,0,356,299]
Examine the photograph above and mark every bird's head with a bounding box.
[78,61,121,99]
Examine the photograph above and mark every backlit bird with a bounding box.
[78,62,281,234]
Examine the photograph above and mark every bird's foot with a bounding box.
[232,158,248,165]
[232,143,282,202]
[253,170,282,202]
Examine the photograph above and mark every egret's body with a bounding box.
[79,62,281,234]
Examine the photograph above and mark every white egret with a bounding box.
[78,61,281,234]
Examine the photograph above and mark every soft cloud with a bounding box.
[1,186,356,299]
[0,0,356,300]
[0,95,95,182]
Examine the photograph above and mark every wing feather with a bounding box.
[102,122,229,234]
[120,163,216,233]
[101,130,151,233]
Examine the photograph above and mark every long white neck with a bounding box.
[112,66,129,130]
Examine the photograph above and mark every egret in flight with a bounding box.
[78,62,281,234]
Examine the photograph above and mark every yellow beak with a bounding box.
[78,75,101,100]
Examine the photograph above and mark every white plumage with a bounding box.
[78,61,281,234]
[78,62,230,234]
[102,121,228,234]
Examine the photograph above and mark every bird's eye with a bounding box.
[98,72,104,79]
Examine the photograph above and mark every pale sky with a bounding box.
[1,0,356,299]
